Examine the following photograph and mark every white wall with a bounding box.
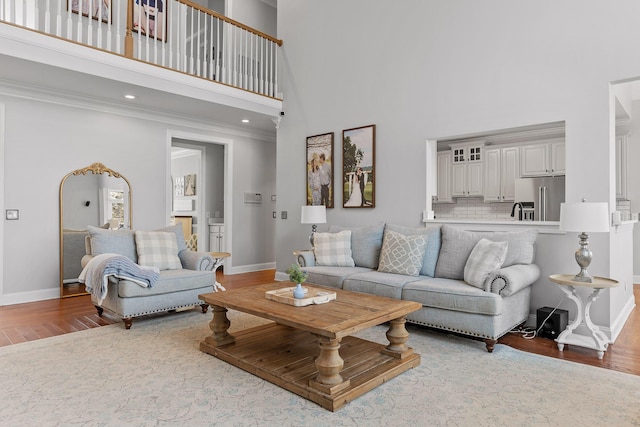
[228,0,276,36]
[0,91,276,304]
[276,0,640,332]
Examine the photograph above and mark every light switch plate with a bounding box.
[6,209,19,220]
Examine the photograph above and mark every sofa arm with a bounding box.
[490,264,541,297]
[295,250,316,267]
[180,250,215,271]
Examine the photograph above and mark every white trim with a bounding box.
[610,294,636,343]
[167,130,234,271]
[0,103,4,305]
[2,287,60,306]
[229,262,277,275]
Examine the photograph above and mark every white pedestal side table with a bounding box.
[548,274,619,359]
[210,252,230,291]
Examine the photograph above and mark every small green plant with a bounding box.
[286,263,308,284]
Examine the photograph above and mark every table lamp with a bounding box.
[559,200,609,283]
[301,205,326,246]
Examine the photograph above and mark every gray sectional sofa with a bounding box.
[296,223,540,352]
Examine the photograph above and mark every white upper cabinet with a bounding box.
[435,151,452,203]
[484,146,519,202]
[450,141,484,197]
[520,139,565,177]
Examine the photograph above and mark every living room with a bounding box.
[2,0,640,424]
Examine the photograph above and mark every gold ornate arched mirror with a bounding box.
[59,163,132,298]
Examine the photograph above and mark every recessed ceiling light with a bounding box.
[124,94,136,100]
[242,119,250,123]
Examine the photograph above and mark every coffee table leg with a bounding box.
[383,316,415,359]
[204,305,235,347]
[309,337,350,394]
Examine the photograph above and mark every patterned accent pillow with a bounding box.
[314,230,356,267]
[464,238,508,290]
[135,231,183,270]
[377,229,427,276]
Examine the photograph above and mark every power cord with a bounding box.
[509,298,565,340]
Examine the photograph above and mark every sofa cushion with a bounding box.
[464,238,508,290]
[314,230,356,267]
[135,231,183,270]
[329,222,385,268]
[377,229,427,276]
[117,269,213,298]
[302,266,373,289]
[343,271,423,299]
[435,225,537,280]
[386,224,441,277]
[402,278,503,316]
[87,225,137,263]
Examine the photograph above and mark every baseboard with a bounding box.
[1,287,59,306]
[610,293,636,343]
[634,275,640,285]
[274,271,288,282]
[226,262,276,275]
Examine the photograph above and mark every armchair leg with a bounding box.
[95,306,104,316]
[485,339,497,353]
[123,318,133,329]
[200,303,210,314]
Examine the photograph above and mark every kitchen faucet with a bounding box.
[511,202,523,221]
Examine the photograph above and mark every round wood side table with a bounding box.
[548,274,618,359]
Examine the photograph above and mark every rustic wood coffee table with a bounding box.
[199,282,421,411]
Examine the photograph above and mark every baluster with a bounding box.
[86,0,93,46]
[274,38,278,97]
[55,0,62,37]
[208,14,214,80]
[66,0,72,39]
[215,17,220,82]
[197,9,202,76]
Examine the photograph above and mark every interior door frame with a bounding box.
[166,130,233,269]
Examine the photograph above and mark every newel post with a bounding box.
[125,0,133,58]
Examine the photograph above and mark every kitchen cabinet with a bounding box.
[450,142,484,197]
[435,151,452,203]
[209,223,225,252]
[616,132,629,201]
[520,140,565,177]
[483,146,519,202]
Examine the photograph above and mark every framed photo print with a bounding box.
[306,132,334,208]
[343,124,375,208]
[70,0,112,23]
[133,0,167,42]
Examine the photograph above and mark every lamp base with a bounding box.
[573,232,594,283]
[572,270,594,283]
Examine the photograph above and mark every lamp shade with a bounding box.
[301,205,326,224]
[559,202,609,233]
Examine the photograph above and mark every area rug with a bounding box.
[1,310,639,426]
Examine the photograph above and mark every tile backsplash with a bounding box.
[434,197,515,220]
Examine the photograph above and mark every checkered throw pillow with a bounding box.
[135,231,183,270]
[314,230,355,267]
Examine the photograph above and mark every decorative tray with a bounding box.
[265,286,337,307]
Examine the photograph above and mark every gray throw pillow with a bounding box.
[156,224,188,253]
[386,224,441,277]
[434,225,537,280]
[87,225,137,263]
[329,222,385,268]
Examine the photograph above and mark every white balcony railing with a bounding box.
[0,0,282,99]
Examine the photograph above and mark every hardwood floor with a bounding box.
[1,270,639,376]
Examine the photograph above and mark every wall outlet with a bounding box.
[281,211,287,219]
[5,209,19,220]
[272,211,277,219]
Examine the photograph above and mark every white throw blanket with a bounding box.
[79,253,160,305]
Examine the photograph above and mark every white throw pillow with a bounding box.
[135,231,183,270]
[314,230,356,267]
[377,229,427,276]
[464,238,508,290]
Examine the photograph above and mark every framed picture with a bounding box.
[133,0,167,42]
[70,0,112,23]
[306,132,334,208]
[174,176,184,197]
[343,124,375,208]
[184,174,196,196]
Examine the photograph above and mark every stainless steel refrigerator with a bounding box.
[513,176,565,221]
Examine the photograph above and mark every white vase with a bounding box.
[293,283,305,299]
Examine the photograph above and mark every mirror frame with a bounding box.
[59,162,133,298]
